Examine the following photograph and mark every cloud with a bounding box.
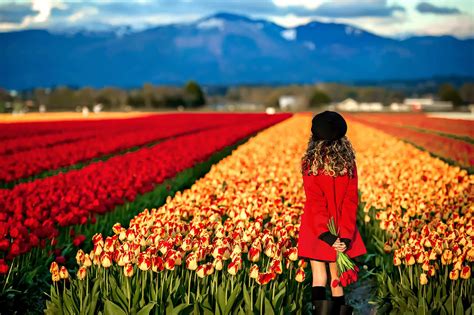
[312,0,405,18]
[0,0,471,39]
[0,4,35,23]
[273,0,326,10]
[416,2,461,15]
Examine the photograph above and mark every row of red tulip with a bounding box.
[349,113,474,139]
[347,115,474,168]
[0,113,277,182]
[0,114,158,141]
[0,113,291,262]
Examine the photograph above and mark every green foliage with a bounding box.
[184,80,206,107]
[460,83,474,103]
[438,83,463,106]
[309,89,331,107]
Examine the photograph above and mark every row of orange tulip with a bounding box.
[345,119,473,313]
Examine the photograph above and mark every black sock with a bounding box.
[332,295,345,305]
[311,286,326,300]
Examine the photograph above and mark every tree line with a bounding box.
[0,81,205,112]
[223,82,474,108]
[1,81,473,112]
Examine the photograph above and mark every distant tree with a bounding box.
[309,89,331,107]
[96,87,127,110]
[438,83,463,106]
[152,87,184,108]
[264,91,281,107]
[33,88,49,108]
[49,86,78,109]
[76,87,96,107]
[184,81,206,107]
[143,83,155,109]
[127,89,145,107]
[358,87,386,102]
[226,87,241,101]
[460,83,474,104]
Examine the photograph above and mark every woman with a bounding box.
[297,111,367,315]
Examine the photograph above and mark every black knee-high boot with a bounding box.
[331,295,353,315]
[311,286,334,315]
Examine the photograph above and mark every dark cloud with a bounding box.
[0,4,35,23]
[312,2,405,18]
[416,2,461,15]
[0,0,410,31]
[46,0,406,22]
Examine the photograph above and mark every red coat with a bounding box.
[297,164,367,262]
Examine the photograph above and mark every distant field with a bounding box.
[0,112,153,123]
[346,113,474,171]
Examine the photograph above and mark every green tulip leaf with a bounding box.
[136,302,156,315]
[224,286,241,315]
[104,300,127,315]
[264,297,275,315]
[455,296,464,315]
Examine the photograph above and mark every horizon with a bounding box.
[1,0,473,39]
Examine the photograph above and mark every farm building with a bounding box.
[403,98,453,112]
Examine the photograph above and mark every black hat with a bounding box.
[311,111,347,141]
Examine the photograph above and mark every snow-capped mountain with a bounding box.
[1,12,473,89]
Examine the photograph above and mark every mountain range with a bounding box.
[1,12,473,90]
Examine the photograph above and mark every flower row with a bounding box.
[0,113,278,183]
[347,115,474,168]
[345,119,473,313]
[0,113,290,261]
[349,113,474,139]
[0,114,156,141]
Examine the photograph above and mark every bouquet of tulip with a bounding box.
[327,217,360,288]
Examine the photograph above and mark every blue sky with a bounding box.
[0,0,473,38]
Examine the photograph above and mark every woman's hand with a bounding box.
[332,238,347,252]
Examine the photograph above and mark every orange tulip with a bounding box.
[420,273,428,285]
[295,268,305,283]
[256,271,276,285]
[123,264,134,277]
[460,265,471,279]
[77,266,87,280]
[59,266,69,279]
[449,269,459,280]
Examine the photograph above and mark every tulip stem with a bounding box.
[156,273,159,306]
[79,281,83,313]
[451,281,454,314]
[187,270,191,304]
[126,277,131,314]
[409,266,413,290]
[197,277,200,302]
[398,265,403,285]
[250,283,254,311]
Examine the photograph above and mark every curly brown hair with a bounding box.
[301,135,356,177]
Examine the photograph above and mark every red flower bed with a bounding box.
[347,115,474,167]
[349,113,474,139]
[0,129,98,155]
[0,113,276,182]
[0,113,290,260]
[0,115,156,141]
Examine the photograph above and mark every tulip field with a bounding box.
[347,113,474,171]
[0,112,473,314]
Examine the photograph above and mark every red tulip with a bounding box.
[73,235,86,247]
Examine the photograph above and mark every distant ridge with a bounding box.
[1,12,473,89]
